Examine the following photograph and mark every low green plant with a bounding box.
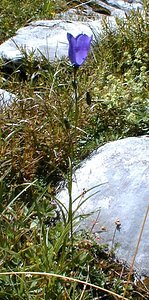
[0,0,67,42]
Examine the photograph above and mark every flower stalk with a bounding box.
[66,32,92,253]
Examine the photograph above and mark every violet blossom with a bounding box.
[67,33,93,66]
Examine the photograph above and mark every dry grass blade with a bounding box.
[0,271,129,300]
[122,205,149,299]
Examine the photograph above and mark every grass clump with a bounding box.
[0,1,149,299]
[0,195,148,299]
[0,0,68,42]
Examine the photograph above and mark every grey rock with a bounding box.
[58,0,143,21]
[105,0,142,11]
[57,136,149,275]
[0,88,17,108]
[0,18,116,64]
[0,1,143,66]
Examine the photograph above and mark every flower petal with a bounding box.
[67,33,93,66]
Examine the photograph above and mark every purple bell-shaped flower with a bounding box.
[67,33,93,67]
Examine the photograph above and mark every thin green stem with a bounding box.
[73,66,79,132]
[68,157,73,257]
[34,197,49,272]
[66,66,79,258]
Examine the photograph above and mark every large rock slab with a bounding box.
[0,1,143,65]
[0,19,115,64]
[57,136,149,276]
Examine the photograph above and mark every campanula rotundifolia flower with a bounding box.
[67,33,93,67]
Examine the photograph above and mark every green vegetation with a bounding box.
[0,0,67,42]
[0,0,149,299]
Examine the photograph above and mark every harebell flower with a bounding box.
[67,33,93,67]
[65,33,93,252]
[67,33,93,127]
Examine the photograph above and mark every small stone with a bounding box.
[0,88,17,108]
